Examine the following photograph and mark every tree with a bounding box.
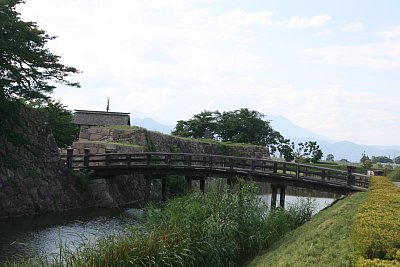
[0,0,79,142]
[371,156,393,164]
[276,140,294,162]
[360,153,370,164]
[45,100,79,148]
[291,141,323,163]
[361,159,373,170]
[172,108,285,153]
[0,0,79,101]
[172,110,219,139]
[326,154,334,162]
[217,109,282,147]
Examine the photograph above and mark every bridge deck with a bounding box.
[63,151,368,194]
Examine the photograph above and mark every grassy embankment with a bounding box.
[246,175,400,267]
[5,181,313,267]
[246,193,367,267]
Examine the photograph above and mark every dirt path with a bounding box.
[393,182,400,187]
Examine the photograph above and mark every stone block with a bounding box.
[90,134,104,141]
[74,142,85,150]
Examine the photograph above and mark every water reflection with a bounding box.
[0,208,135,263]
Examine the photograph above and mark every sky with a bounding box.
[18,0,400,146]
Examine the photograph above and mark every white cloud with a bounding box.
[377,25,400,39]
[214,8,274,28]
[286,14,331,29]
[300,43,400,70]
[341,22,364,32]
[16,1,400,145]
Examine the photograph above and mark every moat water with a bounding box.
[0,188,336,264]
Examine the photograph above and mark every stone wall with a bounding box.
[0,108,148,219]
[77,127,270,158]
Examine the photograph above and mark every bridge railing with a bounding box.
[62,150,369,189]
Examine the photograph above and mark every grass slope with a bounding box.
[246,193,367,267]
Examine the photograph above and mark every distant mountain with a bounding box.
[268,115,332,142]
[316,141,400,163]
[130,115,400,163]
[131,117,174,134]
[268,115,400,162]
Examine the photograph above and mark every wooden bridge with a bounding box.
[64,149,369,208]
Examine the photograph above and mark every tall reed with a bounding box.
[6,181,314,267]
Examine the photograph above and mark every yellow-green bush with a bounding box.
[353,176,400,266]
[355,258,400,267]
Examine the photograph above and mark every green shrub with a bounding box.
[353,176,400,265]
[388,168,400,182]
[166,175,186,196]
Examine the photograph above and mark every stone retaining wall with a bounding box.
[77,127,269,158]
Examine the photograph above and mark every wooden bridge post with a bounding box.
[347,166,356,186]
[146,154,151,165]
[200,177,205,192]
[251,160,256,172]
[162,177,167,202]
[271,184,278,209]
[279,185,286,208]
[126,154,132,165]
[144,175,152,203]
[84,148,90,167]
[185,176,192,192]
[273,162,278,173]
[271,184,285,209]
[105,151,111,166]
[67,147,73,168]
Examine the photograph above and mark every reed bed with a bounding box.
[6,181,313,267]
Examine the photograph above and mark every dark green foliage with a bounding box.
[371,155,393,164]
[169,144,180,153]
[0,0,79,146]
[361,159,373,170]
[388,168,400,181]
[72,169,94,190]
[326,153,334,162]
[218,109,282,148]
[172,108,286,153]
[359,153,370,164]
[280,141,323,163]
[144,134,156,152]
[166,175,186,196]
[44,100,79,148]
[0,96,27,145]
[277,141,294,162]
[394,156,400,164]
[0,0,80,101]
[172,110,220,139]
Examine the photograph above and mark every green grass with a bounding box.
[388,168,400,181]
[245,192,367,267]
